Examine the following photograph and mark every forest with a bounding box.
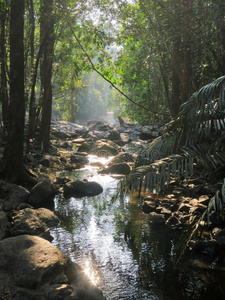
[0,0,225,299]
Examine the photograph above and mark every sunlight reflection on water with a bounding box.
[51,154,222,300]
[84,260,100,286]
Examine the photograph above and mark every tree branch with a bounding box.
[69,24,170,117]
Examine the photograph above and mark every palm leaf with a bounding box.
[122,76,225,194]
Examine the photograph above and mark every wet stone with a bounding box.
[178,203,192,214]
[142,200,157,213]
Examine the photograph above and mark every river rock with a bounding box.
[142,200,157,213]
[139,132,153,140]
[103,129,120,141]
[90,161,105,168]
[70,152,89,166]
[90,139,123,157]
[178,203,192,214]
[0,235,106,300]
[54,176,71,185]
[78,141,94,153]
[0,180,30,211]
[212,228,225,243]
[72,138,86,144]
[39,156,50,167]
[0,211,10,240]
[88,120,112,132]
[99,163,130,175]
[52,131,71,140]
[190,239,221,257]
[27,181,57,208]
[106,152,135,166]
[64,180,103,198]
[10,208,59,237]
[120,133,131,143]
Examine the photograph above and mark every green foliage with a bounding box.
[208,178,225,224]
[121,76,225,194]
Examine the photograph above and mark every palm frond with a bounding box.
[123,76,225,194]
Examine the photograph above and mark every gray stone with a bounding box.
[103,129,120,141]
[78,141,93,153]
[0,180,30,212]
[166,214,179,226]
[120,133,131,143]
[160,207,172,216]
[60,156,67,164]
[52,131,71,140]
[72,138,86,144]
[90,139,123,157]
[139,132,153,140]
[178,203,192,214]
[10,208,59,236]
[39,157,50,167]
[70,153,89,166]
[190,239,220,257]
[151,131,159,137]
[64,180,103,198]
[99,163,130,175]
[198,195,210,205]
[27,181,57,208]
[142,200,157,213]
[0,211,10,240]
[90,161,105,168]
[190,204,207,215]
[0,235,106,299]
[54,177,70,185]
[17,203,33,210]
[106,152,134,167]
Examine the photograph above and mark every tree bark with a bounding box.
[2,0,25,181]
[181,0,192,103]
[40,0,54,153]
[0,1,9,132]
[171,0,181,117]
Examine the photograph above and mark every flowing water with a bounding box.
[51,155,225,300]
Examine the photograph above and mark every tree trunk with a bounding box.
[181,0,192,103]
[2,0,25,181]
[26,0,36,153]
[40,0,54,153]
[0,1,9,132]
[171,0,181,117]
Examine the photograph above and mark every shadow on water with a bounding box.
[51,156,225,300]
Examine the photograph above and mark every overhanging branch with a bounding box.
[69,24,170,117]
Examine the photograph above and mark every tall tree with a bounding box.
[0,0,9,132]
[40,0,54,153]
[1,0,27,182]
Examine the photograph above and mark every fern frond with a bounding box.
[123,76,225,194]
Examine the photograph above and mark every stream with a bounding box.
[51,155,223,300]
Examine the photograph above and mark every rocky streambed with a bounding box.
[1,119,225,299]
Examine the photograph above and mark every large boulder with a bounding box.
[27,181,57,208]
[0,235,106,300]
[10,208,59,237]
[64,180,103,198]
[0,180,30,211]
[90,139,123,157]
[106,152,135,167]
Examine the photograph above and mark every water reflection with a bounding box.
[51,155,225,300]
[84,260,100,286]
